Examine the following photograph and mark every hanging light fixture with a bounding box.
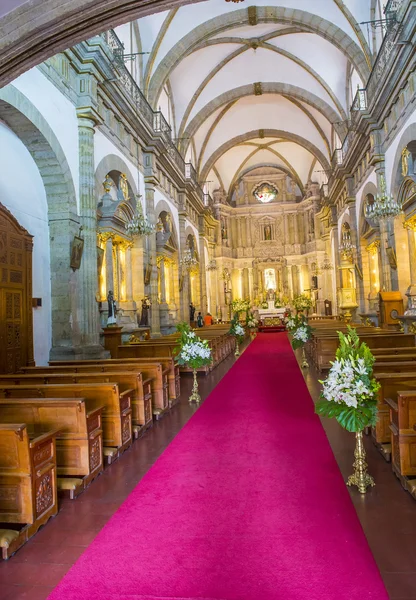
[125,201,154,237]
[339,224,354,261]
[180,248,198,271]
[365,175,403,224]
[320,254,333,271]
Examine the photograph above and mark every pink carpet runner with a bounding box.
[48,333,388,600]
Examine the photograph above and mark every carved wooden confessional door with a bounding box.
[0,203,34,373]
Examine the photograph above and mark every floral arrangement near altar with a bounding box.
[293,293,313,313]
[287,314,313,350]
[261,301,268,309]
[315,327,379,493]
[175,323,212,402]
[315,327,379,432]
[246,313,258,330]
[231,298,250,314]
[175,323,212,369]
[125,202,154,237]
[229,316,246,341]
[274,298,283,308]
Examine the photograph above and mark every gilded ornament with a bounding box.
[119,173,129,201]
[103,174,113,193]
[401,147,411,177]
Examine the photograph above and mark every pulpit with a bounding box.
[379,291,404,329]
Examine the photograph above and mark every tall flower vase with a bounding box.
[301,346,309,368]
[189,368,201,404]
[235,341,240,357]
[347,431,375,494]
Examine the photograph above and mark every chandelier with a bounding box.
[320,254,333,271]
[206,259,218,272]
[180,248,198,271]
[125,202,154,237]
[339,224,354,261]
[365,175,403,223]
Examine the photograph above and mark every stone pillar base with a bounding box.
[49,344,109,362]
[405,284,416,315]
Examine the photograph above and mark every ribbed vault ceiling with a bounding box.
[123,0,377,198]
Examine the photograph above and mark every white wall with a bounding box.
[11,72,80,210]
[0,121,51,365]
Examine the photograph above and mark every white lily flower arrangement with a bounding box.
[175,323,212,369]
[315,327,380,432]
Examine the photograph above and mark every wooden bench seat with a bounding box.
[15,369,153,435]
[47,357,180,408]
[0,398,104,498]
[373,372,416,461]
[0,424,58,559]
[0,383,132,461]
[387,391,416,499]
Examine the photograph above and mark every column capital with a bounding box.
[76,106,102,127]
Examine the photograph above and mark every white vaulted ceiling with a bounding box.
[111,0,381,199]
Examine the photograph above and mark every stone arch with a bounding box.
[0,84,80,358]
[148,6,369,106]
[391,123,416,199]
[200,130,330,186]
[94,154,138,201]
[182,84,343,155]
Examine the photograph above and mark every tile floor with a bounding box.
[0,345,415,599]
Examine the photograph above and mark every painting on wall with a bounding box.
[70,236,84,271]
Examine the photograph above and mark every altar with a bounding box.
[258,301,286,319]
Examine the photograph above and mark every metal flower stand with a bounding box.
[189,368,201,404]
[347,431,375,494]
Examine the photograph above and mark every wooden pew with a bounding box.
[387,391,416,499]
[47,357,179,409]
[0,424,58,559]
[11,369,153,435]
[310,332,415,372]
[0,383,132,462]
[0,398,104,498]
[373,372,416,461]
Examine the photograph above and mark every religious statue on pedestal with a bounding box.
[139,296,151,327]
[107,290,117,326]
[189,302,196,323]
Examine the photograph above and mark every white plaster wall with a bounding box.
[11,73,80,210]
[0,121,51,365]
[384,108,416,192]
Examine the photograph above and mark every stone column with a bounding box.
[379,220,392,291]
[125,245,133,301]
[294,213,299,244]
[105,236,115,298]
[198,235,208,314]
[144,178,161,336]
[76,112,106,357]
[405,221,416,313]
[246,215,252,247]
[178,207,188,322]
[242,267,249,299]
[237,218,242,248]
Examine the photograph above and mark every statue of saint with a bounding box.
[264,225,272,241]
[107,290,117,326]
[189,303,196,323]
[139,296,151,327]
[267,288,275,301]
[221,221,228,240]
[119,173,129,201]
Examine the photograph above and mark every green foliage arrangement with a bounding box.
[229,315,246,342]
[315,327,380,432]
[293,294,313,313]
[174,322,212,369]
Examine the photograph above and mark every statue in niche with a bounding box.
[107,290,117,326]
[402,147,411,177]
[139,296,151,327]
[164,214,171,232]
[221,220,228,240]
[119,173,129,201]
[189,303,196,323]
[264,225,272,241]
[156,218,164,232]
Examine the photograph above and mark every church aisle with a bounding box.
[44,333,387,600]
